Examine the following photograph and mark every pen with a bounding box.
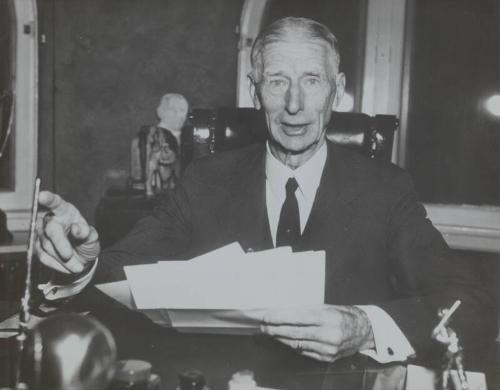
[19,177,40,330]
[16,177,40,385]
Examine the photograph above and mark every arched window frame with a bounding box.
[237,0,500,252]
[1,0,38,231]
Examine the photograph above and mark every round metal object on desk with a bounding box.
[115,359,151,384]
[110,359,157,390]
[20,313,117,390]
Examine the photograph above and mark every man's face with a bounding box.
[251,39,345,165]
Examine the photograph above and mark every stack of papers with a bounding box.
[97,243,325,334]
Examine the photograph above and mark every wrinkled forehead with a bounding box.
[261,38,336,76]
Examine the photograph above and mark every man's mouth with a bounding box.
[280,122,309,134]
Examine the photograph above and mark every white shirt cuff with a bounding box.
[356,305,416,363]
[38,257,99,301]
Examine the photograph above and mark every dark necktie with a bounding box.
[276,177,300,247]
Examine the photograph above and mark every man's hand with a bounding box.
[35,191,100,274]
[260,305,375,362]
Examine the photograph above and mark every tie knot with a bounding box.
[285,177,298,195]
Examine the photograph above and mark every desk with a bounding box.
[2,286,498,389]
[77,288,409,389]
[2,287,407,390]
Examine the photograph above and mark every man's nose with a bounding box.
[285,83,304,115]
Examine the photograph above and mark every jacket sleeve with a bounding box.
[95,179,194,284]
[377,171,498,365]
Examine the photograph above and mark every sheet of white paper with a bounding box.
[126,245,325,310]
[121,244,325,332]
[95,280,135,310]
[96,281,174,326]
[95,281,267,333]
[125,242,248,309]
[186,242,246,264]
[124,263,192,309]
[166,308,266,335]
[237,249,325,308]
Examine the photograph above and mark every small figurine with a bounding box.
[130,93,189,195]
[432,300,469,390]
[145,128,178,196]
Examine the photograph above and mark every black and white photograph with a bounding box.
[0,0,499,389]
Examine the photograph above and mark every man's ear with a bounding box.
[248,75,261,110]
[332,72,346,110]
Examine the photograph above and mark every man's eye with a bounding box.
[304,77,321,86]
[268,79,287,88]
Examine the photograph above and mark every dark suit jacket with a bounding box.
[98,141,498,363]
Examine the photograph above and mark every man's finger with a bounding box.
[39,191,84,227]
[262,324,343,345]
[38,191,68,214]
[44,219,74,260]
[35,240,71,274]
[301,350,337,363]
[74,226,100,260]
[61,252,88,274]
[276,337,339,357]
[301,350,325,361]
[70,222,90,241]
[261,324,320,341]
[40,234,63,261]
[37,237,91,275]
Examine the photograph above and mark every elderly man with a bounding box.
[35,17,497,365]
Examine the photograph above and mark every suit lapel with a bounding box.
[299,142,365,251]
[217,145,273,251]
[298,143,371,302]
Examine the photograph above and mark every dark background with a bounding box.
[38,0,243,221]
[37,0,369,222]
[406,0,500,205]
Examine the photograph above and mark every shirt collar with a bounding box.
[265,141,327,202]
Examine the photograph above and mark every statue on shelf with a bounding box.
[130,93,189,196]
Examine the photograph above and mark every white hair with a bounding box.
[250,17,341,84]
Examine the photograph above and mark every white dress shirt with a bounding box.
[265,141,415,363]
[39,258,98,300]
